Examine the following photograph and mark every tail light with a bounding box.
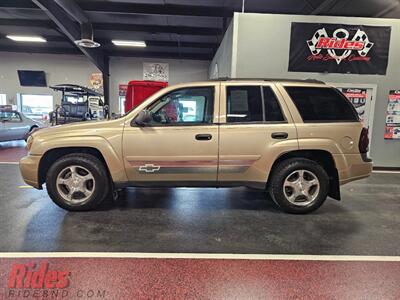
[359,127,369,153]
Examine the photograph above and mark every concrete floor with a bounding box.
[0,163,399,254]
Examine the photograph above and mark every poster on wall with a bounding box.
[384,90,400,139]
[341,88,367,123]
[143,63,169,82]
[118,84,128,97]
[89,72,103,93]
[288,22,391,75]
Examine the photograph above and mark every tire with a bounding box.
[46,153,111,211]
[268,158,329,214]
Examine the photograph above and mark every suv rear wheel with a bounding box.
[46,153,110,211]
[269,158,329,214]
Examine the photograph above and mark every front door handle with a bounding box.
[195,134,212,141]
[271,132,288,139]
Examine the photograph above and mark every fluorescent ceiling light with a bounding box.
[112,40,146,47]
[6,35,47,43]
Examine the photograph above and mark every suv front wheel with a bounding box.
[269,158,329,214]
[46,153,110,211]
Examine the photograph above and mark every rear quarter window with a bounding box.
[285,87,359,122]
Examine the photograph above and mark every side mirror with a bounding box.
[134,110,152,127]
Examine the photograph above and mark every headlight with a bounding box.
[26,135,34,151]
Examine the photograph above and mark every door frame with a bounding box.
[122,82,221,184]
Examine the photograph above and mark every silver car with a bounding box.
[0,110,43,142]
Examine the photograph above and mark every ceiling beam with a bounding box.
[310,0,340,14]
[77,1,232,18]
[0,0,37,9]
[0,45,211,60]
[0,45,81,55]
[0,0,232,18]
[0,19,221,36]
[32,0,110,104]
[374,1,400,17]
[146,40,218,49]
[92,23,221,36]
[0,19,54,28]
[106,50,212,61]
[27,1,108,72]
[0,33,218,49]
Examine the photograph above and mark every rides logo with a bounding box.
[8,261,70,289]
[306,28,374,64]
[288,22,391,75]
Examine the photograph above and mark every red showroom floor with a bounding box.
[1,254,399,299]
[0,141,27,163]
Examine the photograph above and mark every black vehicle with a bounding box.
[49,84,107,125]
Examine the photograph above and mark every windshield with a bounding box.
[0,111,21,122]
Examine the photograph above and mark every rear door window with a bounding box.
[285,87,359,122]
[263,86,285,122]
[226,86,263,123]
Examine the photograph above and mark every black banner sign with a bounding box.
[288,22,391,75]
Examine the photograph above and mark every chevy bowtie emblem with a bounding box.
[139,164,161,173]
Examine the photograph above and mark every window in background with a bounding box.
[0,94,6,105]
[0,111,21,122]
[119,96,125,114]
[21,94,53,120]
[65,96,84,104]
[227,86,263,123]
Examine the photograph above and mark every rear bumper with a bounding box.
[334,153,373,185]
[19,154,41,189]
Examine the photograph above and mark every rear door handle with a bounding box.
[195,134,212,141]
[271,132,288,139]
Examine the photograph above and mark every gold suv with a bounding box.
[20,79,372,214]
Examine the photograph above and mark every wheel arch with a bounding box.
[268,149,340,200]
[29,125,39,131]
[38,147,111,187]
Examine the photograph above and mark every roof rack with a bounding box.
[49,84,103,96]
[209,77,325,84]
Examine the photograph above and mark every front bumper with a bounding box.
[19,154,41,189]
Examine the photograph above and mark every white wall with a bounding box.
[0,52,210,113]
[109,57,209,113]
[0,52,99,107]
[209,20,235,79]
[212,12,400,168]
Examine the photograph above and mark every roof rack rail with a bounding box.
[209,77,325,84]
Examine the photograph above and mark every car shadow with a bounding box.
[97,187,281,213]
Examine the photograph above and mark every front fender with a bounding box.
[32,135,128,183]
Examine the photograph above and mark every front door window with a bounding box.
[146,87,214,125]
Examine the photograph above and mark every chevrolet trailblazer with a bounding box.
[20,79,372,214]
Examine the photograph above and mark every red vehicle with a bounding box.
[124,80,168,113]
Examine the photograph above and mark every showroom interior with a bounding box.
[0,0,400,298]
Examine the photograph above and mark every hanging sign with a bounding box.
[289,22,391,75]
[118,84,128,97]
[143,63,169,82]
[89,73,103,93]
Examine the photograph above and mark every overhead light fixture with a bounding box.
[112,40,146,47]
[6,35,47,43]
[74,39,100,48]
